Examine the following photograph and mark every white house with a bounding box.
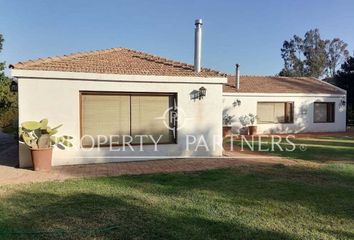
[223,70,346,134]
[10,19,346,168]
[11,48,346,168]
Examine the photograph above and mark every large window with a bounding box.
[257,102,294,124]
[314,102,335,123]
[80,92,177,147]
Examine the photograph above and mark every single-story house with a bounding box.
[10,20,346,168]
[10,48,347,167]
[223,74,347,134]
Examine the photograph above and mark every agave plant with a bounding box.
[19,119,73,149]
[239,115,251,127]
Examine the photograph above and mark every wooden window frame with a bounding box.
[257,102,294,124]
[313,102,335,123]
[79,91,178,148]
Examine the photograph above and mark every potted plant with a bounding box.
[248,113,258,135]
[239,114,257,135]
[239,115,250,135]
[223,114,234,137]
[19,119,73,171]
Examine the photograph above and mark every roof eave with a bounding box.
[11,69,227,84]
[222,91,346,96]
[310,77,347,94]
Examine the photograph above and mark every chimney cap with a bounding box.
[236,63,240,68]
[195,19,203,25]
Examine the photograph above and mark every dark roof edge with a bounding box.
[310,77,347,94]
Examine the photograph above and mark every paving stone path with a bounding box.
[0,148,295,185]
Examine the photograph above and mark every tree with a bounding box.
[0,34,4,73]
[279,29,349,78]
[302,29,328,78]
[334,55,354,123]
[326,38,349,77]
[279,36,304,77]
[0,34,18,128]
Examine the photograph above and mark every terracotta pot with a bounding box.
[240,127,249,135]
[31,148,53,171]
[248,126,257,136]
[223,126,232,137]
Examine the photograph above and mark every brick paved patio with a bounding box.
[0,150,295,185]
[2,130,352,186]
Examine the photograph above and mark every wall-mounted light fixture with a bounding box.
[198,86,206,99]
[232,99,241,107]
[340,98,346,108]
[190,87,207,101]
[10,80,18,92]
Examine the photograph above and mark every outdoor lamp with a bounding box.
[340,98,346,108]
[199,86,206,99]
[10,80,18,92]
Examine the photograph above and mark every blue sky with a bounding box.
[1,0,353,76]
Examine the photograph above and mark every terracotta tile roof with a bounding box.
[224,75,344,94]
[9,48,226,77]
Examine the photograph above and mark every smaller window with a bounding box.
[257,102,294,124]
[314,102,335,123]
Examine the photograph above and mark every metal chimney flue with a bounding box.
[235,64,240,90]
[194,19,203,72]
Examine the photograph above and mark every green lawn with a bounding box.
[232,135,354,163]
[0,165,353,240]
[0,135,353,239]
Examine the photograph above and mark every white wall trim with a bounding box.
[11,69,227,84]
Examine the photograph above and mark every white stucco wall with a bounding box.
[223,93,347,134]
[14,70,226,167]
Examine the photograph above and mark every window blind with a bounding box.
[81,93,175,146]
[82,95,131,146]
[314,103,327,123]
[131,96,172,144]
[314,102,335,123]
[257,102,294,124]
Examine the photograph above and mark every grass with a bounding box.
[0,135,353,239]
[0,165,353,240]
[232,135,354,163]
